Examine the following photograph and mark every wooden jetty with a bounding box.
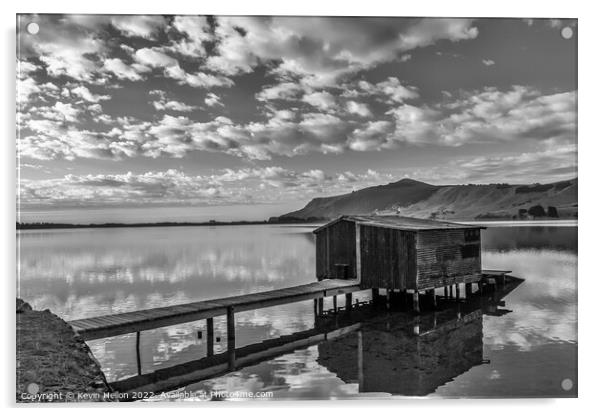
[108,276,523,398]
[69,279,361,341]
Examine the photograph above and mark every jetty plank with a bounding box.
[69,279,361,340]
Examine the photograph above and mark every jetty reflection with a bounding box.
[110,276,523,399]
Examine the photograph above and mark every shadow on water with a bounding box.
[110,277,523,400]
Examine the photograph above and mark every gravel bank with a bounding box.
[16,299,114,402]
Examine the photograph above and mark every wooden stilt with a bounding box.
[332,295,338,313]
[455,283,460,300]
[465,283,473,297]
[430,289,437,307]
[206,317,214,357]
[313,298,318,316]
[444,286,449,298]
[478,281,483,293]
[135,331,141,376]
[227,306,235,369]
[386,289,391,310]
[318,297,324,314]
[345,293,352,312]
[357,331,364,392]
[372,288,379,307]
[413,291,420,313]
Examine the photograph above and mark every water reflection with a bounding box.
[109,278,521,400]
[17,224,577,398]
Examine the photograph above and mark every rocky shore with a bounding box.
[16,299,114,402]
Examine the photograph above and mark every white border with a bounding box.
[2,1,600,415]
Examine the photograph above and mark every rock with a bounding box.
[16,298,32,313]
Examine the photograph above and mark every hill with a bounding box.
[278,178,577,221]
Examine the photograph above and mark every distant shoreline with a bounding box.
[15,219,321,230]
[16,217,577,231]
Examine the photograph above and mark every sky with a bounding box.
[16,15,577,222]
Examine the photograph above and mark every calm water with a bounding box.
[17,224,577,399]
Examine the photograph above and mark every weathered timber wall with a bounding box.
[359,225,416,290]
[415,229,481,290]
[315,220,357,280]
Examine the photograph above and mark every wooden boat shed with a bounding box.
[313,215,485,297]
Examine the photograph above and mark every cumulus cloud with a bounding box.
[206,17,479,86]
[482,59,495,66]
[110,15,167,39]
[396,143,577,185]
[133,47,234,89]
[103,58,149,81]
[256,82,303,102]
[301,91,337,111]
[167,16,211,57]
[18,167,395,208]
[70,86,110,103]
[18,84,577,161]
[358,77,420,103]
[204,93,223,107]
[345,101,373,118]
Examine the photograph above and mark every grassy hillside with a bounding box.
[280,178,577,221]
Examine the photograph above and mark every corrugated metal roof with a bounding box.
[312,215,485,233]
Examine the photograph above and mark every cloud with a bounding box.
[357,77,420,103]
[103,58,149,81]
[345,101,373,118]
[19,85,577,161]
[256,82,303,102]
[134,48,178,68]
[206,17,479,85]
[18,167,395,209]
[168,16,211,57]
[70,85,110,103]
[152,100,199,112]
[133,47,234,89]
[396,143,577,185]
[382,86,577,147]
[482,59,495,66]
[348,121,394,151]
[204,93,224,107]
[110,15,167,39]
[301,91,337,111]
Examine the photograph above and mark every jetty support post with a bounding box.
[413,291,420,313]
[429,289,437,308]
[333,295,338,314]
[444,286,448,298]
[465,282,473,297]
[206,317,214,357]
[345,293,352,312]
[357,331,364,392]
[386,290,391,310]
[136,331,142,376]
[372,288,379,307]
[318,296,324,315]
[455,283,460,300]
[227,306,235,369]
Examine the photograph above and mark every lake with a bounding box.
[16,223,578,399]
